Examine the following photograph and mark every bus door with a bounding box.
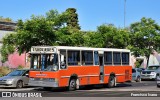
[98,51,104,83]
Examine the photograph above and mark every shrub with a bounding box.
[0,73,3,77]
[17,65,24,69]
[0,66,11,77]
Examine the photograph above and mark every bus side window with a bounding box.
[68,50,80,66]
[113,52,121,65]
[104,52,112,65]
[82,51,93,65]
[122,52,129,65]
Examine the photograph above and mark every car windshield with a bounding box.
[7,70,26,76]
[147,66,160,70]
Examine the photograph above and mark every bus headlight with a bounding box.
[48,78,54,82]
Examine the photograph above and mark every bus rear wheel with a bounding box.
[108,75,115,88]
[68,79,76,91]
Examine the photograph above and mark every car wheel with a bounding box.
[157,84,160,88]
[16,80,23,88]
[108,75,115,88]
[136,76,141,82]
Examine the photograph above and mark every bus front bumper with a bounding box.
[28,80,59,87]
[141,74,156,80]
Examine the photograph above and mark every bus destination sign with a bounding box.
[31,47,56,53]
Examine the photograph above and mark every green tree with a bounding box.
[15,15,57,54]
[97,24,130,48]
[16,19,24,30]
[129,17,160,59]
[83,31,104,47]
[46,9,68,29]
[0,9,68,62]
[55,27,85,46]
[0,33,17,62]
[65,8,81,30]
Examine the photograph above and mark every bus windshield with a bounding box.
[30,54,58,71]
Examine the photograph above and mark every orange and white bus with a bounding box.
[28,46,132,91]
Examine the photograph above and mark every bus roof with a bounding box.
[31,46,130,52]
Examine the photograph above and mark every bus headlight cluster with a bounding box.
[55,78,58,82]
[48,78,54,82]
[30,78,35,81]
[48,78,58,82]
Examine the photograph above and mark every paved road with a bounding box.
[0,80,157,91]
[0,81,159,97]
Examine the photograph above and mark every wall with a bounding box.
[0,52,30,68]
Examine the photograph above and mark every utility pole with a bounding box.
[124,0,126,28]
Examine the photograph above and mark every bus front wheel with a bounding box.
[68,79,76,91]
[108,75,115,88]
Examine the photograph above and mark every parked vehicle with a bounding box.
[156,68,160,87]
[139,68,145,71]
[141,65,160,80]
[132,68,142,82]
[0,69,29,88]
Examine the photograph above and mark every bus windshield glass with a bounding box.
[30,54,58,71]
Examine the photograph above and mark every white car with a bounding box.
[156,68,160,87]
[141,65,160,80]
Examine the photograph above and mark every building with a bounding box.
[130,54,147,68]
[0,21,16,46]
[149,50,160,66]
[0,21,29,68]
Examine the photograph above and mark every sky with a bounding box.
[0,0,160,31]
